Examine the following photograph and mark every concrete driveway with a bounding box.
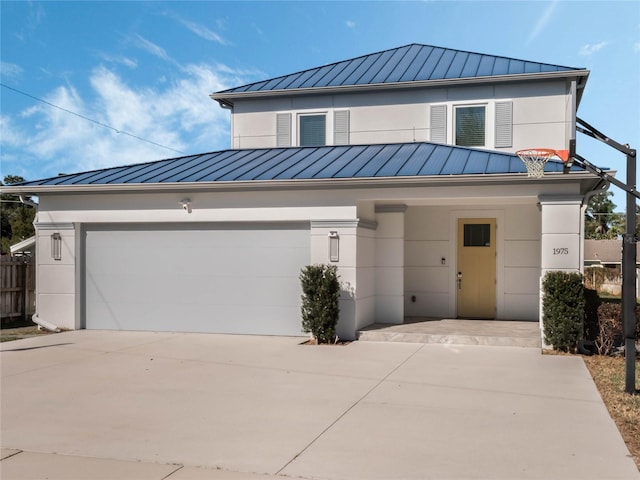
[1,330,638,480]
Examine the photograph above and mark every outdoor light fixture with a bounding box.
[328,231,339,262]
[180,198,192,214]
[51,233,62,260]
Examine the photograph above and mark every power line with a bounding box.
[1,82,186,155]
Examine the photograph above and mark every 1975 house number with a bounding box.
[553,248,569,255]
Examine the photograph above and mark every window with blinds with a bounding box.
[299,114,326,147]
[455,106,486,147]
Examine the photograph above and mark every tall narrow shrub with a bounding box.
[542,271,585,352]
[300,264,340,343]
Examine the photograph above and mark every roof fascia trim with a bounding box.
[310,219,379,230]
[34,223,75,230]
[211,70,590,103]
[2,171,598,196]
[375,204,409,213]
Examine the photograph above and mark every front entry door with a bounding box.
[457,218,496,318]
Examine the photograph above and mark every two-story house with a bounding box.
[4,44,602,339]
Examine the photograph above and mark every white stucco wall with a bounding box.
[32,179,588,337]
[404,202,544,321]
[230,80,573,153]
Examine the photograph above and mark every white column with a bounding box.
[538,196,584,347]
[34,222,77,330]
[374,205,407,324]
[539,196,583,276]
[310,220,358,340]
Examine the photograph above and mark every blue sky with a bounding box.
[1,1,638,209]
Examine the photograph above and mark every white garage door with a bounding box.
[84,223,309,335]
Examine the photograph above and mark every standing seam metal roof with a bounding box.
[215,44,585,95]
[16,142,576,187]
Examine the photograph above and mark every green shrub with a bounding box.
[542,271,585,352]
[300,264,340,343]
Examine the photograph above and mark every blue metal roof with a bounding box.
[16,142,574,187]
[214,44,585,96]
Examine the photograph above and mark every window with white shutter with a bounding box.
[455,106,486,147]
[333,110,349,145]
[430,105,447,143]
[495,101,513,148]
[299,114,326,147]
[276,113,291,147]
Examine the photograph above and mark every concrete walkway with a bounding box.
[1,330,638,480]
[358,318,542,347]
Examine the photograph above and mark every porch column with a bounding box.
[539,196,583,276]
[374,205,407,324]
[538,196,584,345]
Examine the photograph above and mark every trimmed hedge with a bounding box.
[300,264,340,343]
[542,271,585,352]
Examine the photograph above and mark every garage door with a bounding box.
[84,223,309,335]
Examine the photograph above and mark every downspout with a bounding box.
[19,195,38,208]
[18,196,61,332]
[32,313,61,332]
[216,99,235,148]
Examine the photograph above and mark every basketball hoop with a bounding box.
[516,148,570,178]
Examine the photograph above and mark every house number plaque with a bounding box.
[542,235,578,269]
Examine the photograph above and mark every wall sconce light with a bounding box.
[328,231,339,262]
[51,233,62,260]
[180,198,192,214]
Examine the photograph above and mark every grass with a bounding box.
[583,355,640,470]
[0,324,53,342]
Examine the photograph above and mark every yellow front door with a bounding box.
[457,218,496,318]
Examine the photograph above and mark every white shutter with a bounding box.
[495,101,513,148]
[276,113,291,147]
[333,110,350,145]
[430,105,447,143]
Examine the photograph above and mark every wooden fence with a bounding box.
[1,256,36,325]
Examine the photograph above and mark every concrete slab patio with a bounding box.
[1,330,638,480]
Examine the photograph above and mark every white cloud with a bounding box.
[0,63,251,180]
[633,42,640,53]
[252,24,264,36]
[97,53,138,69]
[526,1,558,46]
[178,18,229,45]
[0,61,24,79]
[346,20,356,29]
[133,34,171,62]
[579,41,610,56]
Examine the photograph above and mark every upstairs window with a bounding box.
[455,106,486,147]
[299,114,326,146]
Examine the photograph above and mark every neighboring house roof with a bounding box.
[11,142,579,190]
[212,43,589,104]
[10,235,36,255]
[584,239,640,265]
